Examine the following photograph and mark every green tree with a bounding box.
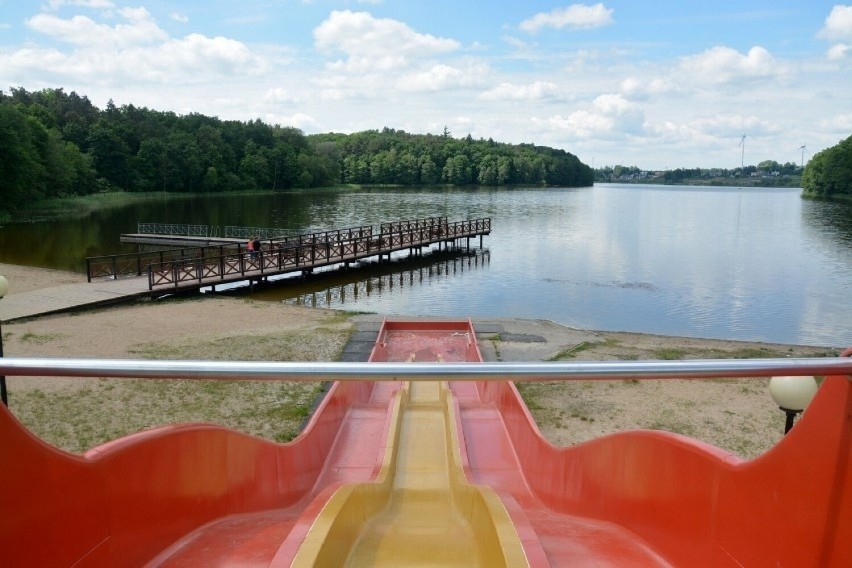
[239,140,271,189]
[135,137,174,192]
[443,154,472,185]
[419,155,440,185]
[757,160,781,172]
[86,120,131,189]
[802,135,852,199]
[477,154,498,185]
[0,105,47,210]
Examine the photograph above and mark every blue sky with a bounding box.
[1,1,850,169]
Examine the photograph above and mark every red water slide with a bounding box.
[0,379,403,566]
[1,321,850,566]
[455,369,852,567]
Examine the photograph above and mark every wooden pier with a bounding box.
[88,217,491,298]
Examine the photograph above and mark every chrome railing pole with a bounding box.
[0,357,850,382]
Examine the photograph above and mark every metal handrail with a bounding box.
[138,223,210,236]
[224,226,304,239]
[1,357,849,382]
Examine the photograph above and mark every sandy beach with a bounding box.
[0,262,841,457]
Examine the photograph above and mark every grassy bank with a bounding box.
[3,185,377,223]
[9,191,178,221]
[5,297,354,453]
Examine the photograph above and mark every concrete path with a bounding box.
[0,277,151,322]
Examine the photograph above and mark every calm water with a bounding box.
[1,185,850,347]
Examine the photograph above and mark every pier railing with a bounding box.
[276,224,375,247]
[145,217,490,290]
[380,217,448,234]
[137,223,214,237]
[224,226,304,240]
[86,246,238,282]
[88,218,489,284]
[137,223,306,239]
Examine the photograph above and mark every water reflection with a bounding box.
[801,198,852,247]
[251,249,490,310]
[797,199,852,345]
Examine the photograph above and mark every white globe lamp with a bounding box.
[769,375,818,434]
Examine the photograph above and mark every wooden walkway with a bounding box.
[87,217,490,294]
[2,217,491,322]
[0,277,150,322]
[143,218,490,295]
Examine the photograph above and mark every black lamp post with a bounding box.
[769,375,818,434]
[0,274,7,406]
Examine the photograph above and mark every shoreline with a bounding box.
[1,261,840,351]
[0,262,841,458]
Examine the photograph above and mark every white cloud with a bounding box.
[264,87,298,103]
[818,5,852,41]
[26,7,167,48]
[397,64,477,91]
[319,89,350,101]
[542,93,644,139]
[619,76,678,99]
[593,93,641,118]
[819,112,852,132]
[325,54,406,73]
[687,115,777,139]
[1,46,71,77]
[5,15,265,86]
[501,35,531,51]
[545,110,610,138]
[170,13,189,24]
[480,81,562,101]
[676,45,784,86]
[520,3,614,33]
[264,112,319,131]
[827,43,850,59]
[396,63,489,91]
[45,0,115,10]
[150,34,266,78]
[314,10,460,72]
[818,5,852,60]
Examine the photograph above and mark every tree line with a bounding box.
[801,134,852,200]
[596,162,804,185]
[597,144,852,201]
[0,87,593,216]
[0,87,332,214]
[311,128,592,187]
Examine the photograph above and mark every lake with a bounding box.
[1,184,850,347]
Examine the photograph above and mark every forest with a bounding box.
[0,87,593,216]
[801,134,852,200]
